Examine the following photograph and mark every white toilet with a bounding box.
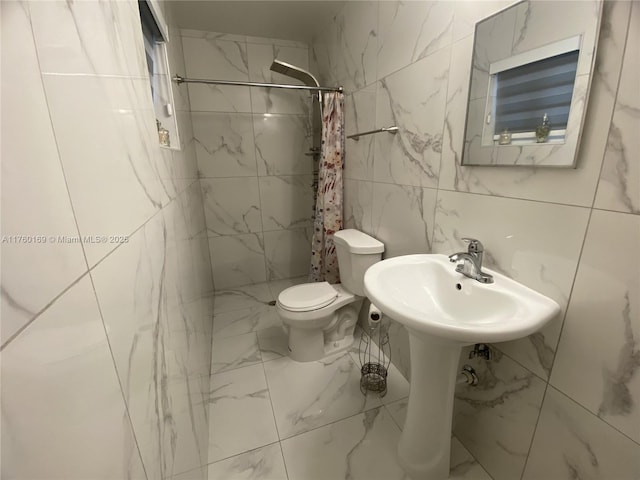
[276,229,384,362]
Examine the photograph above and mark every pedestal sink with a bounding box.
[364,254,560,480]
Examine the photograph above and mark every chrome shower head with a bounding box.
[270,59,320,88]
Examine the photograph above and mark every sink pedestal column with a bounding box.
[398,331,462,480]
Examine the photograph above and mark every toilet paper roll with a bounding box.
[368,303,382,328]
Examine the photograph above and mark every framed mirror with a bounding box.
[462,0,603,167]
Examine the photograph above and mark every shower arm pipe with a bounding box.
[172,75,343,93]
[347,126,399,141]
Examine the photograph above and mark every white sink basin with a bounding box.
[363,253,560,480]
[364,253,560,345]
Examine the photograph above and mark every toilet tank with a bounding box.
[333,229,384,296]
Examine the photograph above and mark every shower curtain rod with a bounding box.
[173,75,343,93]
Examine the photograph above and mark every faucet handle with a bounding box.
[462,238,484,253]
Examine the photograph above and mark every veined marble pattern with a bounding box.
[263,228,313,281]
[550,210,640,443]
[211,332,262,374]
[259,176,314,231]
[27,0,147,77]
[377,1,454,80]
[208,364,279,463]
[0,277,146,480]
[247,42,311,115]
[343,179,373,233]
[200,177,262,236]
[212,304,281,339]
[438,0,631,206]
[522,387,640,480]
[374,47,450,188]
[451,1,513,43]
[453,348,547,480]
[311,1,378,91]
[595,2,640,214]
[192,113,258,178]
[209,234,267,289]
[182,35,251,113]
[344,85,376,182]
[371,183,437,258]
[281,407,406,480]
[42,73,169,266]
[90,188,213,479]
[208,443,288,480]
[0,1,87,345]
[264,352,385,439]
[253,114,312,176]
[212,283,273,314]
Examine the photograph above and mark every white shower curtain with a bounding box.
[310,91,345,284]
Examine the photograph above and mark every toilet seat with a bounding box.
[278,282,338,312]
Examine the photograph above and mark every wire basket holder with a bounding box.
[359,304,391,397]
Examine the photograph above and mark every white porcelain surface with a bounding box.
[0,1,87,344]
[201,177,262,236]
[522,387,640,480]
[208,443,288,480]
[208,364,279,463]
[281,407,406,480]
[550,210,640,443]
[193,113,258,177]
[432,190,590,378]
[0,277,146,480]
[365,254,560,344]
[209,234,267,289]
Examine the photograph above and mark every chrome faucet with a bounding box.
[448,238,494,284]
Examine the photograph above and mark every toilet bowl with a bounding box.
[276,229,384,362]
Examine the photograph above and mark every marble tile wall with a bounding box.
[312,1,640,478]
[181,29,315,289]
[1,1,213,479]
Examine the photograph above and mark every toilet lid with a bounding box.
[278,282,338,311]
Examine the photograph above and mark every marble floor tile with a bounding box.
[208,364,279,464]
[281,407,407,480]
[264,352,382,439]
[257,326,289,362]
[212,304,281,339]
[211,332,262,374]
[213,283,274,315]
[208,443,287,480]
